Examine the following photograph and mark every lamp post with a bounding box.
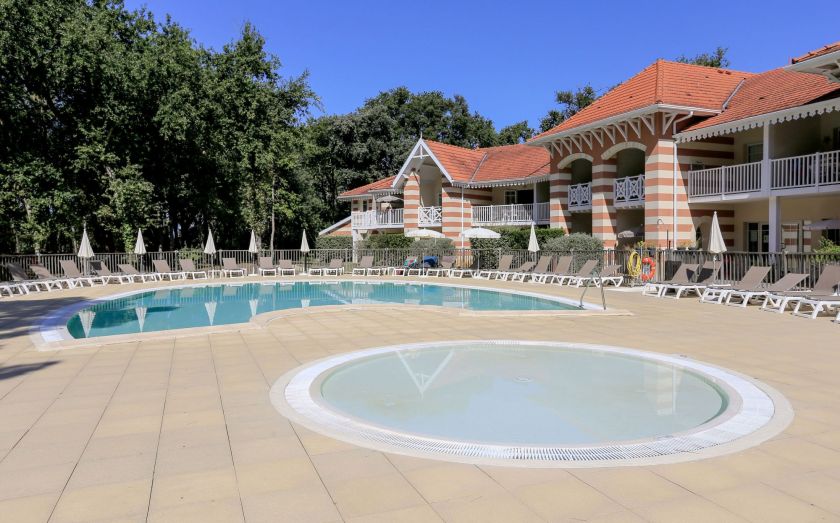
[656,218,669,250]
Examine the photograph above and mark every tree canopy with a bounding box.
[676,46,731,68]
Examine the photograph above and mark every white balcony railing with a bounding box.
[568,182,592,211]
[772,150,840,189]
[351,209,404,229]
[688,161,762,198]
[472,202,550,226]
[418,206,442,226]
[613,174,645,207]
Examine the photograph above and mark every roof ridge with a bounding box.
[655,59,665,103]
[468,153,490,183]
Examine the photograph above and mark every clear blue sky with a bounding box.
[125,0,838,130]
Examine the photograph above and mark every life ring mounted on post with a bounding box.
[640,257,656,282]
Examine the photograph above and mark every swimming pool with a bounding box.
[63,281,583,339]
[272,340,790,467]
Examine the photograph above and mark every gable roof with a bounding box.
[681,68,840,133]
[423,140,550,185]
[338,175,399,200]
[791,41,840,64]
[531,60,753,141]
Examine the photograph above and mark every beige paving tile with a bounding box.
[147,496,243,523]
[705,483,836,522]
[0,462,76,500]
[513,476,626,521]
[49,479,151,523]
[149,467,239,510]
[636,495,747,522]
[236,457,323,497]
[346,504,443,523]
[312,448,398,487]
[0,493,58,523]
[67,453,155,490]
[571,468,689,508]
[432,491,542,523]
[401,463,503,503]
[329,472,426,519]
[764,470,840,516]
[241,484,341,523]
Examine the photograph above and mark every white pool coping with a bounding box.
[270,340,793,468]
[32,279,613,348]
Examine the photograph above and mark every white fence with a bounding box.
[568,182,592,210]
[351,209,404,229]
[772,150,840,189]
[613,175,645,207]
[472,203,550,226]
[418,206,442,226]
[688,161,762,197]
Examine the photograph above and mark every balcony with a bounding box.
[568,182,592,212]
[687,151,840,201]
[351,209,404,230]
[613,174,645,208]
[472,202,550,226]
[418,206,442,226]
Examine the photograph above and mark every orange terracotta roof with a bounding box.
[338,175,398,199]
[532,60,753,140]
[424,140,550,184]
[683,68,840,132]
[791,41,840,64]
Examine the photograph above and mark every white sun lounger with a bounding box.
[725,272,808,307]
[180,259,209,279]
[700,266,771,304]
[760,265,840,314]
[153,259,187,280]
[555,260,599,286]
[643,263,698,297]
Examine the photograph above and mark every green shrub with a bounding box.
[816,237,840,254]
[315,235,353,250]
[360,234,413,249]
[470,226,565,251]
[543,233,604,253]
[407,238,453,254]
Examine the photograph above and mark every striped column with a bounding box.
[592,160,617,247]
[644,140,693,247]
[402,172,420,230]
[550,170,571,232]
[441,184,492,247]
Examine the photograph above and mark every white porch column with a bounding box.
[761,123,773,193]
[768,196,781,252]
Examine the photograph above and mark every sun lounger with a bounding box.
[59,260,108,286]
[700,266,771,304]
[0,282,20,296]
[220,257,246,278]
[391,257,416,276]
[509,256,552,282]
[760,265,840,313]
[530,256,572,284]
[643,263,698,297]
[352,255,383,276]
[426,256,456,277]
[660,261,719,299]
[5,263,50,293]
[117,263,160,282]
[792,294,840,319]
[180,259,208,279]
[475,255,513,280]
[153,259,187,280]
[31,264,76,289]
[310,258,344,276]
[554,259,599,286]
[574,264,624,287]
[277,259,296,276]
[257,257,278,276]
[498,261,536,281]
[725,272,808,307]
[90,260,134,284]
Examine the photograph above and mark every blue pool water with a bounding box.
[66,281,578,338]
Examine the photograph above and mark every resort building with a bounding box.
[328,42,840,252]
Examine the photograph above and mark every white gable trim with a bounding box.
[557,153,594,170]
[601,141,646,160]
[674,97,840,143]
[392,138,454,188]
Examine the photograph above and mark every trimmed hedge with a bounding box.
[359,234,413,249]
[315,235,353,250]
[470,226,566,251]
[543,233,604,253]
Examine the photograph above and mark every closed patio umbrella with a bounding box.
[709,211,727,282]
[300,230,311,273]
[204,229,217,276]
[134,229,147,271]
[248,230,259,275]
[527,223,539,256]
[77,225,94,275]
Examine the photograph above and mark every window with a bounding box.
[833,127,840,150]
[690,162,706,171]
[825,228,840,245]
[746,143,763,163]
[504,190,517,205]
[361,200,369,212]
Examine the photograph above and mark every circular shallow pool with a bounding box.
[272,340,791,467]
[59,281,583,339]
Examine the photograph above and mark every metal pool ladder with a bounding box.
[579,267,607,310]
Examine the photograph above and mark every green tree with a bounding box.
[497,120,535,144]
[539,85,599,132]
[676,46,730,68]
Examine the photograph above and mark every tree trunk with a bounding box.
[269,177,276,251]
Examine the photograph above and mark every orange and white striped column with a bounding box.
[591,159,617,247]
[549,170,571,232]
[402,172,420,230]
[644,139,692,247]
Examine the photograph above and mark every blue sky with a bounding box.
[125,0,838,130]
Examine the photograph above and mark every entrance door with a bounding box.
[746,222,769,252]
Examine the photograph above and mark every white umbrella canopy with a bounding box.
[204,229,217,255]
[375,195,402,203]
[134,229,147,255]
[300,230,311,253]
[248,230,259,254]
[77,226,94,258]
[617,226,644,239]
[459,227,501,239]
[708,211,727,254]
[527,224,539,253]
[803,219,840,231]
[405,228,445,239]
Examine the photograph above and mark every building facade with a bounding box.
[327,43,840,253]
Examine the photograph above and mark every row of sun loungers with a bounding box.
[644,261,840,322]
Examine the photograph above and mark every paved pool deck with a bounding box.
[1,276,839,522]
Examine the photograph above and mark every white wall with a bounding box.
[419,165,442,206]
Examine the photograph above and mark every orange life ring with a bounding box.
[640,257,656,282]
